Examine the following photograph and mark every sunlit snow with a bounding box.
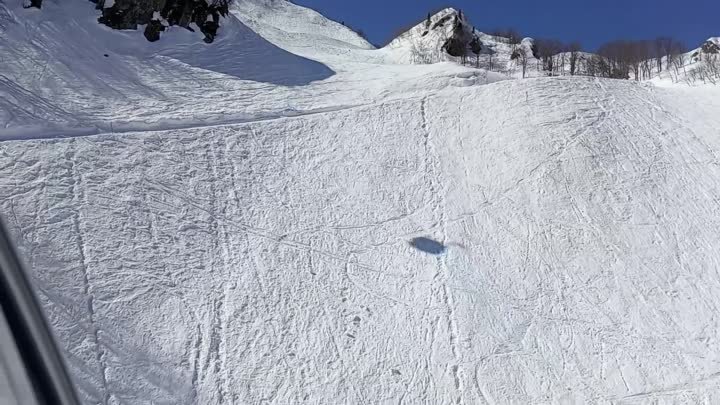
[1,0,720,403]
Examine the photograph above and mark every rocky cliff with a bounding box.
[27,0,229,42]
[95,0,229,42]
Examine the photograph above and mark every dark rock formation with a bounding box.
[23,0,43,9]
[143,18,165,41]
[96,0,150,30]
[701,40,719,54]
[91,0,230,42]
[432,14,453,30]
[442,16,472,58]
[201,16,219,43]
[469,33,482,55]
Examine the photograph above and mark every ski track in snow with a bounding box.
[3,77,720,404]
[2,1,720,404]
[69,140,111,405]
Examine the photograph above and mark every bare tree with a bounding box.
[690,54,719,85]
[592,54,616,78]
[469,33,482,68]
[568,42,582,76]
[511,47,529,78]
[586,55,601,77]
[557,50,565,75]
[507,29,522,53]
[595,39,683,80]
[654,37,671,73]
[597,40,647,79]
[625,41,648,80]
[410,41,433,64]
[670,49,687,82]
[535,39,564,75]
[704,53,720,83]
[631,41,655,80]
[488,28,522,47]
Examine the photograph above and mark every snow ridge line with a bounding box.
[69,139,110,405]
[0,104,369,142]
[421,96,465,403]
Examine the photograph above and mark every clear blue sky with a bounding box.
[293,0,719,51]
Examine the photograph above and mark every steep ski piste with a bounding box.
[1,1,720,403]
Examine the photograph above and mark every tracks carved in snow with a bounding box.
[204,136,229,404]
[421,96,465,403]
[69,139,110,405]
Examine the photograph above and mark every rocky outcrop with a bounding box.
[691,38,720,62]
[442,14,472,58]
[701,39,720,54]
[385,8,480,64]
[22,0,43,9]
[95,0,150,29]
[91,0,229,42]
[143,17,165,41]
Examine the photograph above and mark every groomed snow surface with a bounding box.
[2,1,720,404]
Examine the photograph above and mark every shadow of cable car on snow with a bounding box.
[409,237,447,255]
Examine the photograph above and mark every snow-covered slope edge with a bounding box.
[0,0,501,140]
[233,0,374,53]
[0,0,336,137]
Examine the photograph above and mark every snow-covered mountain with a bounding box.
[383,8,472,64]
[2,1,720,404]
[381,8,600,79]
[383,8,539,76]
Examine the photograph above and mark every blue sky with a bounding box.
[293,0,719,51]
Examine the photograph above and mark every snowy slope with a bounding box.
[4,76,720,404]
[0,0,497,139]
[2,0,720,404]
[233,0,374,54]
[0,0,335,136]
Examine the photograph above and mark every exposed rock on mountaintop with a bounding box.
[701,38,720,54]
[91,0,230,42]
[385,8,480,64]
[21,0,231,42]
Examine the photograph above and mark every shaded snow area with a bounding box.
[3,0,720,404]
